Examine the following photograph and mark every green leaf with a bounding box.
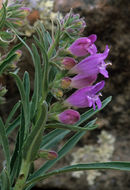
[19,108,25,149]
[28,119,96,180]
[40,129,69,149]
[6,114,20,135]
[6,41,23,61]
[23,71,30,127]
[0,4,6,29]
[30,44,42,119]
[10,73,25,106]
[5,101,21,128]
[0,54,17,75]
[38,24,49,51]
[33,35,49,100]
[45,121,98,132]
[10,132,22,185]
[10,72,30,136]
[23,101,48,162]
[25,162,130,187]
[0,169,10,190]
[0,40,22,62]
[32,44,42,99]
[36,22,53,51]
[0,118,10,174]
[76,96,112,125]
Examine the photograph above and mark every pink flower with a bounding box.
[69,46,110,78]
[68,35,97,57]
[65,81,105,110]
[58,109,80,125]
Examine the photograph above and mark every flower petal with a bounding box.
[71,74,97,89]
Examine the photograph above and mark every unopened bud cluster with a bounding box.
[60,12,86,40]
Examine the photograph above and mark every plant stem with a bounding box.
[13,160,30,190]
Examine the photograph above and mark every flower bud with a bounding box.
[61,12,86,36]
[62,57,77,70]
[0,85,7,97]
[58,109,80,125]
[52,88,63,99]
[37,150,58,160]
[68,35,97,57]
[9,50,22,69]
[61,77,71,89]
[13,50,22,67]
[13,20,24,27]
[48,150,58,160]
[15,50,22,59]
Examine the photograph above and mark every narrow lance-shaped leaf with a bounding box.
[6,41,23,58]
[45,122,98,132]
[10,132,22,185]
[0,169,10,190]
[31,44,42,103]
[40,129,69,150]
[5,101,21,128]
[0,118,10,174]
[0,54,17,75]
[0,4,6,29]
[23,71,30,130]
[25,162,130,187]
[33,34,49,100]
[6,114,21,135]
[10,72,30,136]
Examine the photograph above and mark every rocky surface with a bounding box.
[0,0,130,189]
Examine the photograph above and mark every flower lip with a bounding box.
[69,45,110,78]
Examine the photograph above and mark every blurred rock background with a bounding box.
[0,0,130,189]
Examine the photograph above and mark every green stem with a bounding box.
[13,160,30,190]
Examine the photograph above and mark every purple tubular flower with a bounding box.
[69,46,110,78]
[68,35,97,57]
[65,81,105,110]
[71,74,97,89]
[58,109,80,125]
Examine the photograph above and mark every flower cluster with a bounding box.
[59,12,86,44]
[0,0,30,31]
[51,17,111,125]
[5,0,30,27]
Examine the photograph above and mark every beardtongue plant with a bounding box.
[0,2,130,190]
